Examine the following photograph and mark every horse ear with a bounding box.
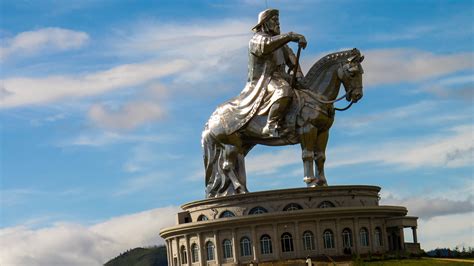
[358,55,364,62]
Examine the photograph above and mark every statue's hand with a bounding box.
[289,32,307,49]
[298,35,307,49]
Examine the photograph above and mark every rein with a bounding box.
[300,89,355,112]
[334,101,354,111]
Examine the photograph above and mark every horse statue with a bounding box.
[202,48,364,198]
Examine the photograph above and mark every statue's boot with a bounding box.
[262,97,291,137]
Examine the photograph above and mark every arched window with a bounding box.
[206,241,215,261]
[240,237,252,257]
[360,227,369,247]
[342,228,353,248]
[283,203,303,211]
[323,230,334,249]
[318,201,335,208]
[248,206,268,215]
[281,233,294,252]
[222,239,233,259]
[260,234,273,254]
[302,231,315,250]
[197,214,209,221]
[191,243,199,263]
[219,210,235,218]
[375,227,383,246]
[180,245,187,264]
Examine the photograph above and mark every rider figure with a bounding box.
[250,9,307,137]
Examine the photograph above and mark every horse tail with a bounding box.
[202,123,230,198]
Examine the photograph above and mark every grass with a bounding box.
[358,257,474,265]
[258,257,474,265]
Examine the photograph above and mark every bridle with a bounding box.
[292,46,360,112]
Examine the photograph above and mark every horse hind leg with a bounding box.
[223,144,248,194]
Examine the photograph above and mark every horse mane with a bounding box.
[302,48,361,88]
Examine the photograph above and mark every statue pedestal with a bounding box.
[160,185,421,265]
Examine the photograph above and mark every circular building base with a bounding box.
[160,186,420,266]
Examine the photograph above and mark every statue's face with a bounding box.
[265,15,280,35]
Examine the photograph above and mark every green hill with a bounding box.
[104,246,167,266]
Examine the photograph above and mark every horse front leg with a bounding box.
[300,125,318,187]
[314,129,329,186]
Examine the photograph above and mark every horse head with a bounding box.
[337,53,364,103]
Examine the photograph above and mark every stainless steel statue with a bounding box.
[202,9,364,198]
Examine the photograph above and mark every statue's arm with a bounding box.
[250,32,302,56]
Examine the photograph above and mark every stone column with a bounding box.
[166,239,171,266]
[315,219,321,255]
[381,224,388,252]
[412,226,418,243]
[369,217,375,253]
[399,226,405,250]
[175,237,181,266]
[197,233,204,266]
[214,231,220,265]
[353,218,359,254]
[273,223,280,260]
[251,226,258,262]
[231,229,238,264]
[185,234,191,266]
[335,219,341,255]
[294,221,300,258]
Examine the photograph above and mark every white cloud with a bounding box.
[1,59,189,109]
[1,189,42,207]
[113,172,167,196]
[301,48,473,88]
[371,25,437,42]
[1,20,251,110]
[88,101,165,130]
[327,124,473,169]
[338,100,472,135]
[61,131,168,147]
[242,123,472,175]
[380,186,474,250]
[123,145,159,173]
[114,19,251,59]
[0,206,179,266]
[0,28,89,60]
[419,213,474,250]
[123,144,182,173]
[111,19,251,85]
[382,194,473,220]
[363,49,473,87]
[246,147,300,175]
[337,100,437,132]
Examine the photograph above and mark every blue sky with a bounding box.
[1,0,473,265]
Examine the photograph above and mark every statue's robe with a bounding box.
[214,32,299,135]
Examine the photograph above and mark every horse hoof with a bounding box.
[303,176,316,184]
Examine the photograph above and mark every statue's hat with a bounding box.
[252,9,279,31]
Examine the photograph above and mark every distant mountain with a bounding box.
[104,246,167,266]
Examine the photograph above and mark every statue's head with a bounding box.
[252,9,280,35]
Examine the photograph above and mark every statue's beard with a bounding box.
[271,27,281,35]
[265,25,280,35]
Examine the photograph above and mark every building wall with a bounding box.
[161,187,417,266]
[166,216,394,266]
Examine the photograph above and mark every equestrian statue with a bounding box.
[202,9,365,198]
